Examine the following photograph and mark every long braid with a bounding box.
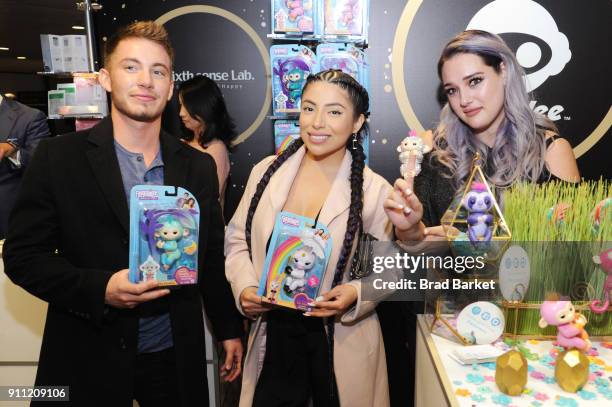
[325,135,366,399]
[245,138,304,258]
[244,70,370,401]
[329,139,365,290]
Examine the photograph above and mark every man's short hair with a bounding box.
[104,21,174,69]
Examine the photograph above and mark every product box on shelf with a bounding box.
[40,34,64,72]
[272,0,316,34]
[322,0,369,39]
[316,42,369,92]
[274,120,300,154]
[62,35,89,73]
[73,75,108,116]
[47,90,65,119]
[271,44,317,116]
[56,83,76,106]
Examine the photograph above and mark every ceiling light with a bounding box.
[72,25,85,30]
[4,93,16,98]
[17,56,26,60]
[0,47,8,51]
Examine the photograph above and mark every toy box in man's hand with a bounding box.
[129,185,200,286]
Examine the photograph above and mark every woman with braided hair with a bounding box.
[225,70,419,406]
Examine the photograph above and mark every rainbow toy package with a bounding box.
[272,0,315,34]
[322,0,369,38]
[274,120,301,154]
[257,211,332,311]
[271,44,318,115]
[129,185,200,286]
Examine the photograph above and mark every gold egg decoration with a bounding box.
[495,349,527,396]
[555,349,590,393]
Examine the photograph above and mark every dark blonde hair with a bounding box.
[433,30,554,187]
[104,21,174,69]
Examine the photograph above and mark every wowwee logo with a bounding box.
[281,216,300,227]
[173,70,255,82]
[467,0,572,121]
[136,190,159,200]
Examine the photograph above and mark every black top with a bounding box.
[414,136,565,227]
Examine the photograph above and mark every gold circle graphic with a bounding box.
[391,0,609,158]
[156,5,271,145]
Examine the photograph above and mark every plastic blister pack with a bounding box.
[271,44,318,116]
[272,0,316,34]
[274,120,301,154]
[129,185,200,286]
[257,211,332,311]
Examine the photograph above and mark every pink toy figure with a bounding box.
[341,0,359,26]
[539,298,592,351]
[286,1,304,22]
[590,248,612,313]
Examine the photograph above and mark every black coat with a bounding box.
[3,117,243,406]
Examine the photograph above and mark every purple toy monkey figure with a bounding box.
[463,182,494,242]
[590,248,612,314]
[539,298,592,351]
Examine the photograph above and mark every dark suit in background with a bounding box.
[0,97,50,238]
[3,117,243,406]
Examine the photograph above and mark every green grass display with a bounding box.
[501,180,611,337]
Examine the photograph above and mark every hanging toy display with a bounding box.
[316,43,369,92]
[274,120,301,155]
[272,0,315,34]
[270,45,317,116]
[322,0,368,38]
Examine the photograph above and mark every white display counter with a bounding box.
[415,315,612,406]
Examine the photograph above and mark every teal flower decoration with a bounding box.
[491,393,512,405]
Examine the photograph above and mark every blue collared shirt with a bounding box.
[114,140,173,354]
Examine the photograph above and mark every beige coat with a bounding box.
[225,147,393,407]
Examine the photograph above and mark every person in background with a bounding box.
[178,75,237,208]
[3,21,243,407]
[0,93,50,239]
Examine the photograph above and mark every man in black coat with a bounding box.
[0,94,50,239]
[3,21,243,406]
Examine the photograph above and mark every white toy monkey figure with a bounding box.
[284,245,316,295]
[397,130,432,178]
[139,255,161,282]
